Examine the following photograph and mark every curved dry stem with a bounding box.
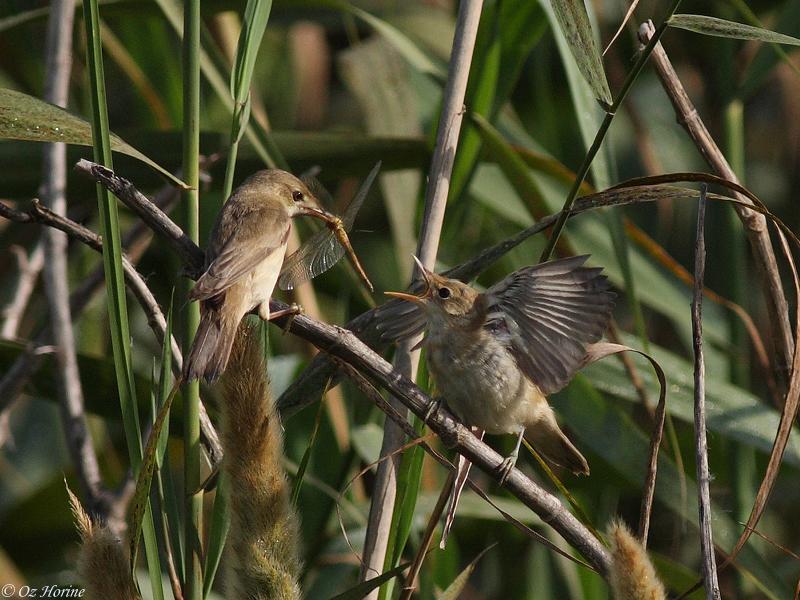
[639,20,795,390]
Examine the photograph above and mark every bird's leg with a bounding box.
[263,302,304,334]
[498,428,526,485]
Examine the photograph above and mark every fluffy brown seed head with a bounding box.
[66,485,140,600]
[222,322,302,600]
[607,519,666,600]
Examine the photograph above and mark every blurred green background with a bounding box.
[1,0,799,598]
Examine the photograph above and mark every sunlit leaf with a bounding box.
[544,0,612,107]
[439,545,495,600]
[329,0,446,79]
[669,14,800,45]
[0,88,187,188]
[329,561,411,600]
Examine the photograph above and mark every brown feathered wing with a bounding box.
[483,255,615,394]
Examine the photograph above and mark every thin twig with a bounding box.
[639,19,794,390]
[539,0,685,262]
[40,0,112,518]
[1,241,45,339]
[74,159,205,276]
[691,186,721,599]
[0,183,175,418]
[399,469,455,600]
[0,199,223,464]
[360,0,484,590]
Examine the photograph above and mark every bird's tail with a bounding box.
[525,408,589,476]
[183,301,240,384]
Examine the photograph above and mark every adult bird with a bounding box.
[184,169,338,383]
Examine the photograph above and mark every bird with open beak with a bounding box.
[184,169,366,383]
[382,255,615,481]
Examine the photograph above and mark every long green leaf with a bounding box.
[129,375,179,574]
[439,545,495,600]
[583,335,800,466]
[152,300,185,587]
[290,394,326,506]
[545,0,612,106]
[471,120,732,346]
[378,360,431,600]
[202,474,230,598]
[471,114,547,210]
[450,0,547,205]
[737,0,800,98]
[328,0,446,79]
[152,0,285,169]
[541,0,611,188]
[329,561,412,600]
[0,88,186,188]
[222,0,273,198]
[81,1,163,599]
[448,3,501,205]
[230,1,272,103]
[668,14,800,45]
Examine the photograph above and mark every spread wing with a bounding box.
[278,162,380,291]
[484,255,615,394]
[190,204,290,301]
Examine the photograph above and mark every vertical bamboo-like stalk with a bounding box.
[359,1,484,595]
[182,0,203,596]
[81,1,164,598]
[723,99,756,596]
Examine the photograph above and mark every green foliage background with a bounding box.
[1,0,799,598]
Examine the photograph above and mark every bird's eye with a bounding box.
[292,190,304,202]
[438,287,451,299]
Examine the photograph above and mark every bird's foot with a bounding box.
[267,303,304,334]
[423,397,443,425]
[498,429,525,485]
[497,451,519,486]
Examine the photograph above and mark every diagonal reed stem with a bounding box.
[539,0,684,262]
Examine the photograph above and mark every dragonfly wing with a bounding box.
[279,162,381,290]
[278,229,344,290]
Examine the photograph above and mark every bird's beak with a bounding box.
[383,256,432,304]
[384,290,425,304]
[297,203,337,223]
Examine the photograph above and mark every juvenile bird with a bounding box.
[184,169,345,383]
[383,255,614,481]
